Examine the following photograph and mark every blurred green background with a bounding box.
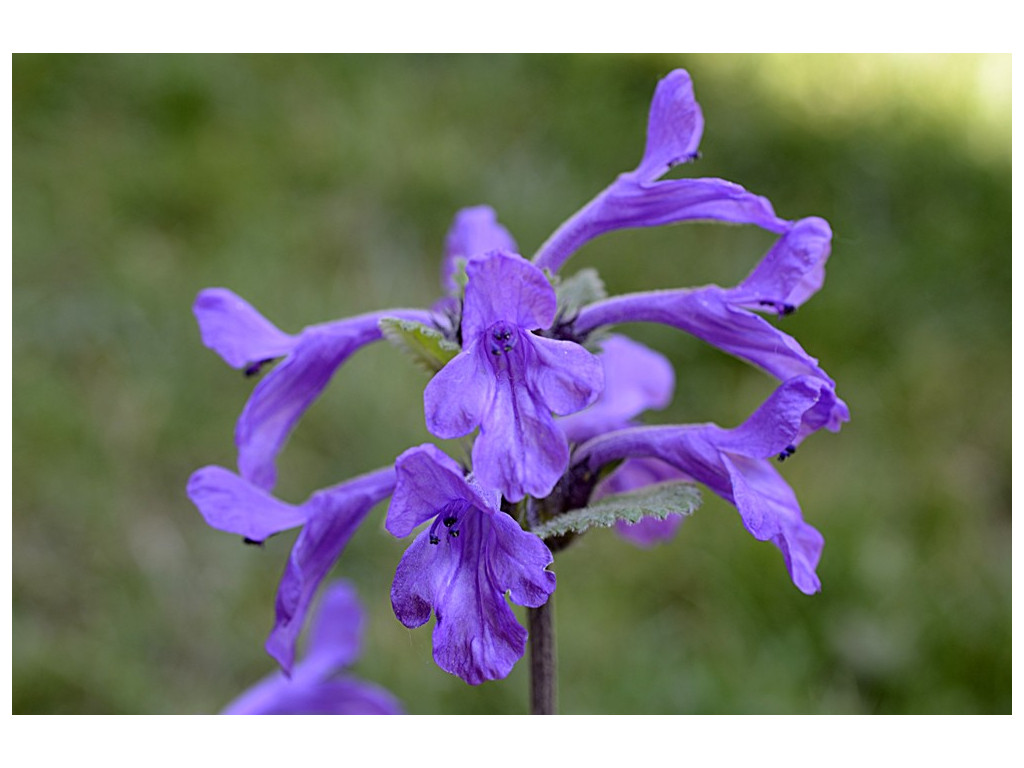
[13,54,1010,714]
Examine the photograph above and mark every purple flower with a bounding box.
[386,444,556,685]
[575,376,840,594]
[573,217,850,435]
[193,288,433,490]
[222,580,402,715]
[532,69,789,275]
[187,464,395,672]
[423,251,604,501]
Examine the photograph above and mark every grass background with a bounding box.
[12,53,1010,714]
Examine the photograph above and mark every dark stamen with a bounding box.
[429,535,440,545]
[777,444,797,462]
[244,358,276,377]
[758,300,796,317]
[442,516,457,528]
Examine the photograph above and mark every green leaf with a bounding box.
[379,317,460,374]
[530,481,701,540]
[554,268,607,316]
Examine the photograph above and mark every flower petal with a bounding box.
[473,377,568,501]
[559,335,674,443]
[722,454,823,594]
[387,444,499,538]
[186,465,307,542]
[193,288,297,370]
[533,178,787,274]
[299,581,363,681]
[462,252,557,339]
[235,316,386,489]
[576,288,849,433]
[575,379,832,592]
[714,375,835,457]
[635,69,704,181]
[265,467,395,673]
[734,217,833,312]
[222,675,402,715]
[442,206,517,294]
[526,334,604,416]
[423,343,495,439]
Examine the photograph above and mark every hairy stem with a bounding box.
[528,594,557,714]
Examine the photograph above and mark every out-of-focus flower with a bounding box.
[222,581,402,715]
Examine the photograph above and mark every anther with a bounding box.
[442,516,457,528]
[429,535,440,545]
[758,300,795,316]
[777,444,797,462]
[244,359,275,377]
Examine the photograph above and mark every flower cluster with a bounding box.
[188,69,847,690]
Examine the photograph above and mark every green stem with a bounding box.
[528,593,557,714]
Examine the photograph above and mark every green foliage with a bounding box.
[552,267,607,317]
[531,481,700,540]
[379,317,459,374]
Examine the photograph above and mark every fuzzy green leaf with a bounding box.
[554,268,607,316]
[379,317,460,374]
[530,481,701,540]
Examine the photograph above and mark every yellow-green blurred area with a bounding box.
[13,54,1010,714]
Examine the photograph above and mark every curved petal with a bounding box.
[734,217,833,312]
[486,511,557,609]
[462,252,557,339]
[574,379,832,593]
[387,444,500,537]
[533,178,787,274]
[193,288,297,370]
[266,467,395,673]
[391,509,554,685]
[714,375,835,458]
[559,335,674,443]
[186,465,307,542]
[723,454,823,594]
[635,68,704,181]
[442,206,517,294]
[423,343,495,440]
[575,288,849,433]
[235,318,382,489]
[526,334,604,416]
